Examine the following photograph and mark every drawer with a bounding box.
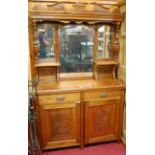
[84,90,121,101]
[38,92,80,105]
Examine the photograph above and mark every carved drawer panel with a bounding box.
[84,90,121,101]
[38,93,80,105]
[49,109,76,141]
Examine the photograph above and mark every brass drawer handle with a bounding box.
[100,93,108,98]
[56,96,65,102]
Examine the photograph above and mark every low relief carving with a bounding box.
[30,2,48,11]
[29,2,119,14]
[50,110,72,141]
[94,107,111,132]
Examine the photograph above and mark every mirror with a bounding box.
[97,25,113,59]
[59,25,94,73]
[36,23,55,61]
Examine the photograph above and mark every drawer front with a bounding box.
[84,90,121,101]
[38,93,80,105]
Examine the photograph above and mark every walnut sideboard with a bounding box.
[28,1,125,150]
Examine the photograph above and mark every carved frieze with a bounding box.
[29,1,120,15]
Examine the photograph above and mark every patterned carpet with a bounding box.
[43,142,126,155]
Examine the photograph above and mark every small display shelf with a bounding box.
[94,60,118,66]
[35,62,60,68]
[35,59,60,82]
[94,60,118,80]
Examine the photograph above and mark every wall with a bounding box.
[118,0,126,145]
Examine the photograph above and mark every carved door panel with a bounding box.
[39,102,80,149]
[85,99,119,144]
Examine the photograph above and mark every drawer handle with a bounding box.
[56,96,65,102]
[100,93,108,98]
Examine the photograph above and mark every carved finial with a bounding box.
[32,21,37,42]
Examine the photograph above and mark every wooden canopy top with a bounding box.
[28,0,123,23]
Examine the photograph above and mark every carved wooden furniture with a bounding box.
[36,79,124,150]
[28,0,125,151]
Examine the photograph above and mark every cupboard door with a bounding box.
[85,99,119,144]
[39,102,80,149]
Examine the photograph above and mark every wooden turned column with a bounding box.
[32,20,37,42]
[93,25,98,79]
[28,18,37,80]
[32,20,40,80]
[113,22,120,60]
[55,24,59,62]
[32,21,40,60]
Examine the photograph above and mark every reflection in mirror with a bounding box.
[59,25,94,73]
[97,25,112,59]
[36,23,55,61]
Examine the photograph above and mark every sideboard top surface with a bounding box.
[37,79,125,95]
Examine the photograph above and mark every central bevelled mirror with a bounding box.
[59,25,94,73]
